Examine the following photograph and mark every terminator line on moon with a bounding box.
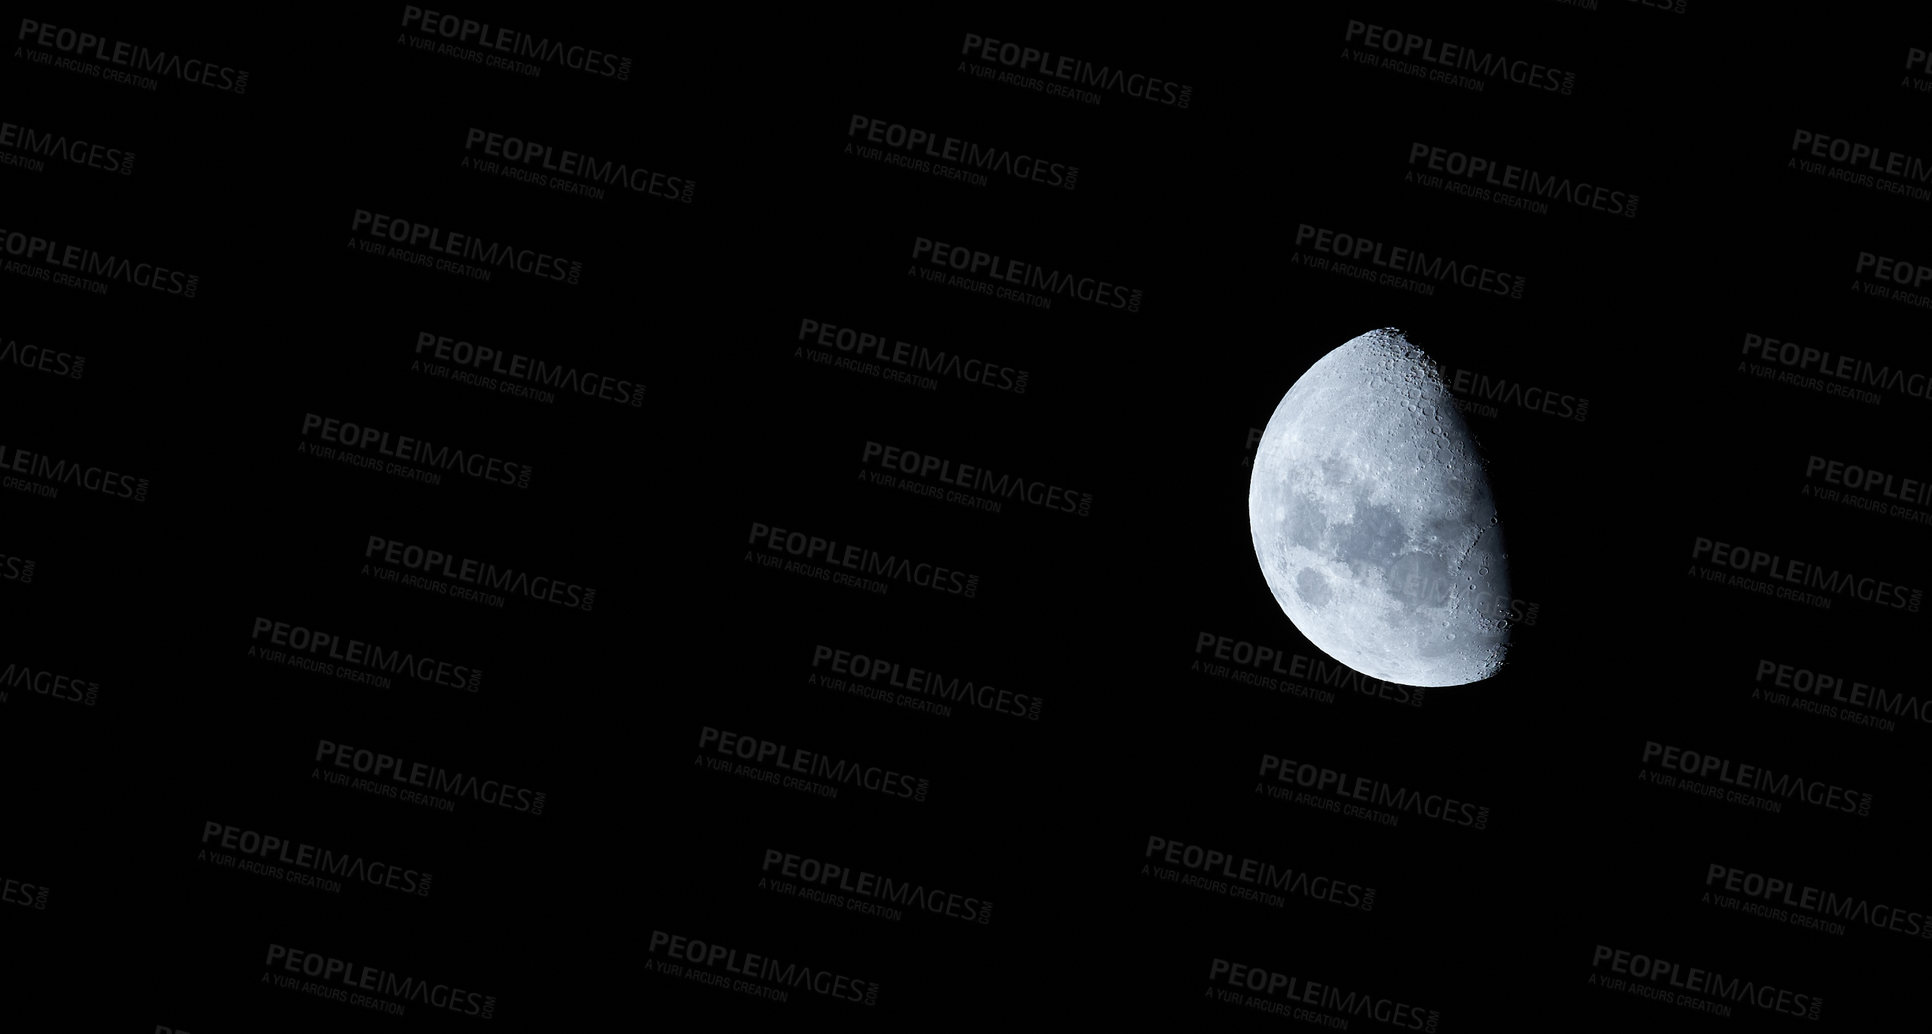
[1247,328,1511,688]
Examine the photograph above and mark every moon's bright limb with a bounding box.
[1247,328,1511,688]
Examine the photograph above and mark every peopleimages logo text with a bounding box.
[960,33,1191,108]
[401,6,630,79]
[365,535,596,611]
[1691,536,1922,611]
[911,237,1140,310]
[1344,20,1574,94]
[17,18,249,92]
[264,943,494,1019]
[1642,741,1873,815]
[350,210,581,284]
[315,738,547,815]
[0,226,198,296]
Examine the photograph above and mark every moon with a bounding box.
[1247,328,1511,687]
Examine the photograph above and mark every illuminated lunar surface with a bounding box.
[1247,328,1510,687]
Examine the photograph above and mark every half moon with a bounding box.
[1247,328,1510,688]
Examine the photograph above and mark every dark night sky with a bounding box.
[2,4,1927,1029]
